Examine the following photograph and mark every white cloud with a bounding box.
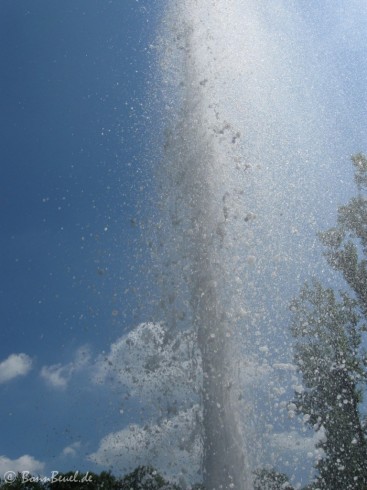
[272,427,326,461]
[40,364,71,389]
[73,345,91,368]
[0,354,32,384]
[0,455,45,475]
[40,345,91,389]
[89,324,203,484]
[92,323,201,407]
[88,406,202,484]
[61,442,81,458]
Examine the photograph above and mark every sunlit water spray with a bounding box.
[150,0,346,488]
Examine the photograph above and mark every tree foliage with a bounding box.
[120,466,180,490]
[253,468,294,490]
[319,153,367,317]
[0,468,181,490]
[290,281,367,488]
[290,155,367,489]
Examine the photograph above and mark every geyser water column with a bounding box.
[156,0,336,488]
[158,2,256,488]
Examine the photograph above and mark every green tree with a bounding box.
[319,153,367,317]
[290,154,367,489]
[0,469,184,490]
[94,471,120,489]
[0,473,44,490]
[46,471,104,490]
[120,466,180,490]
[290,282,367,488]
[253,468,293,490]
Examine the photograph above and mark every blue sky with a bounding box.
[0,0,366,486]
[0,0,161,477]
